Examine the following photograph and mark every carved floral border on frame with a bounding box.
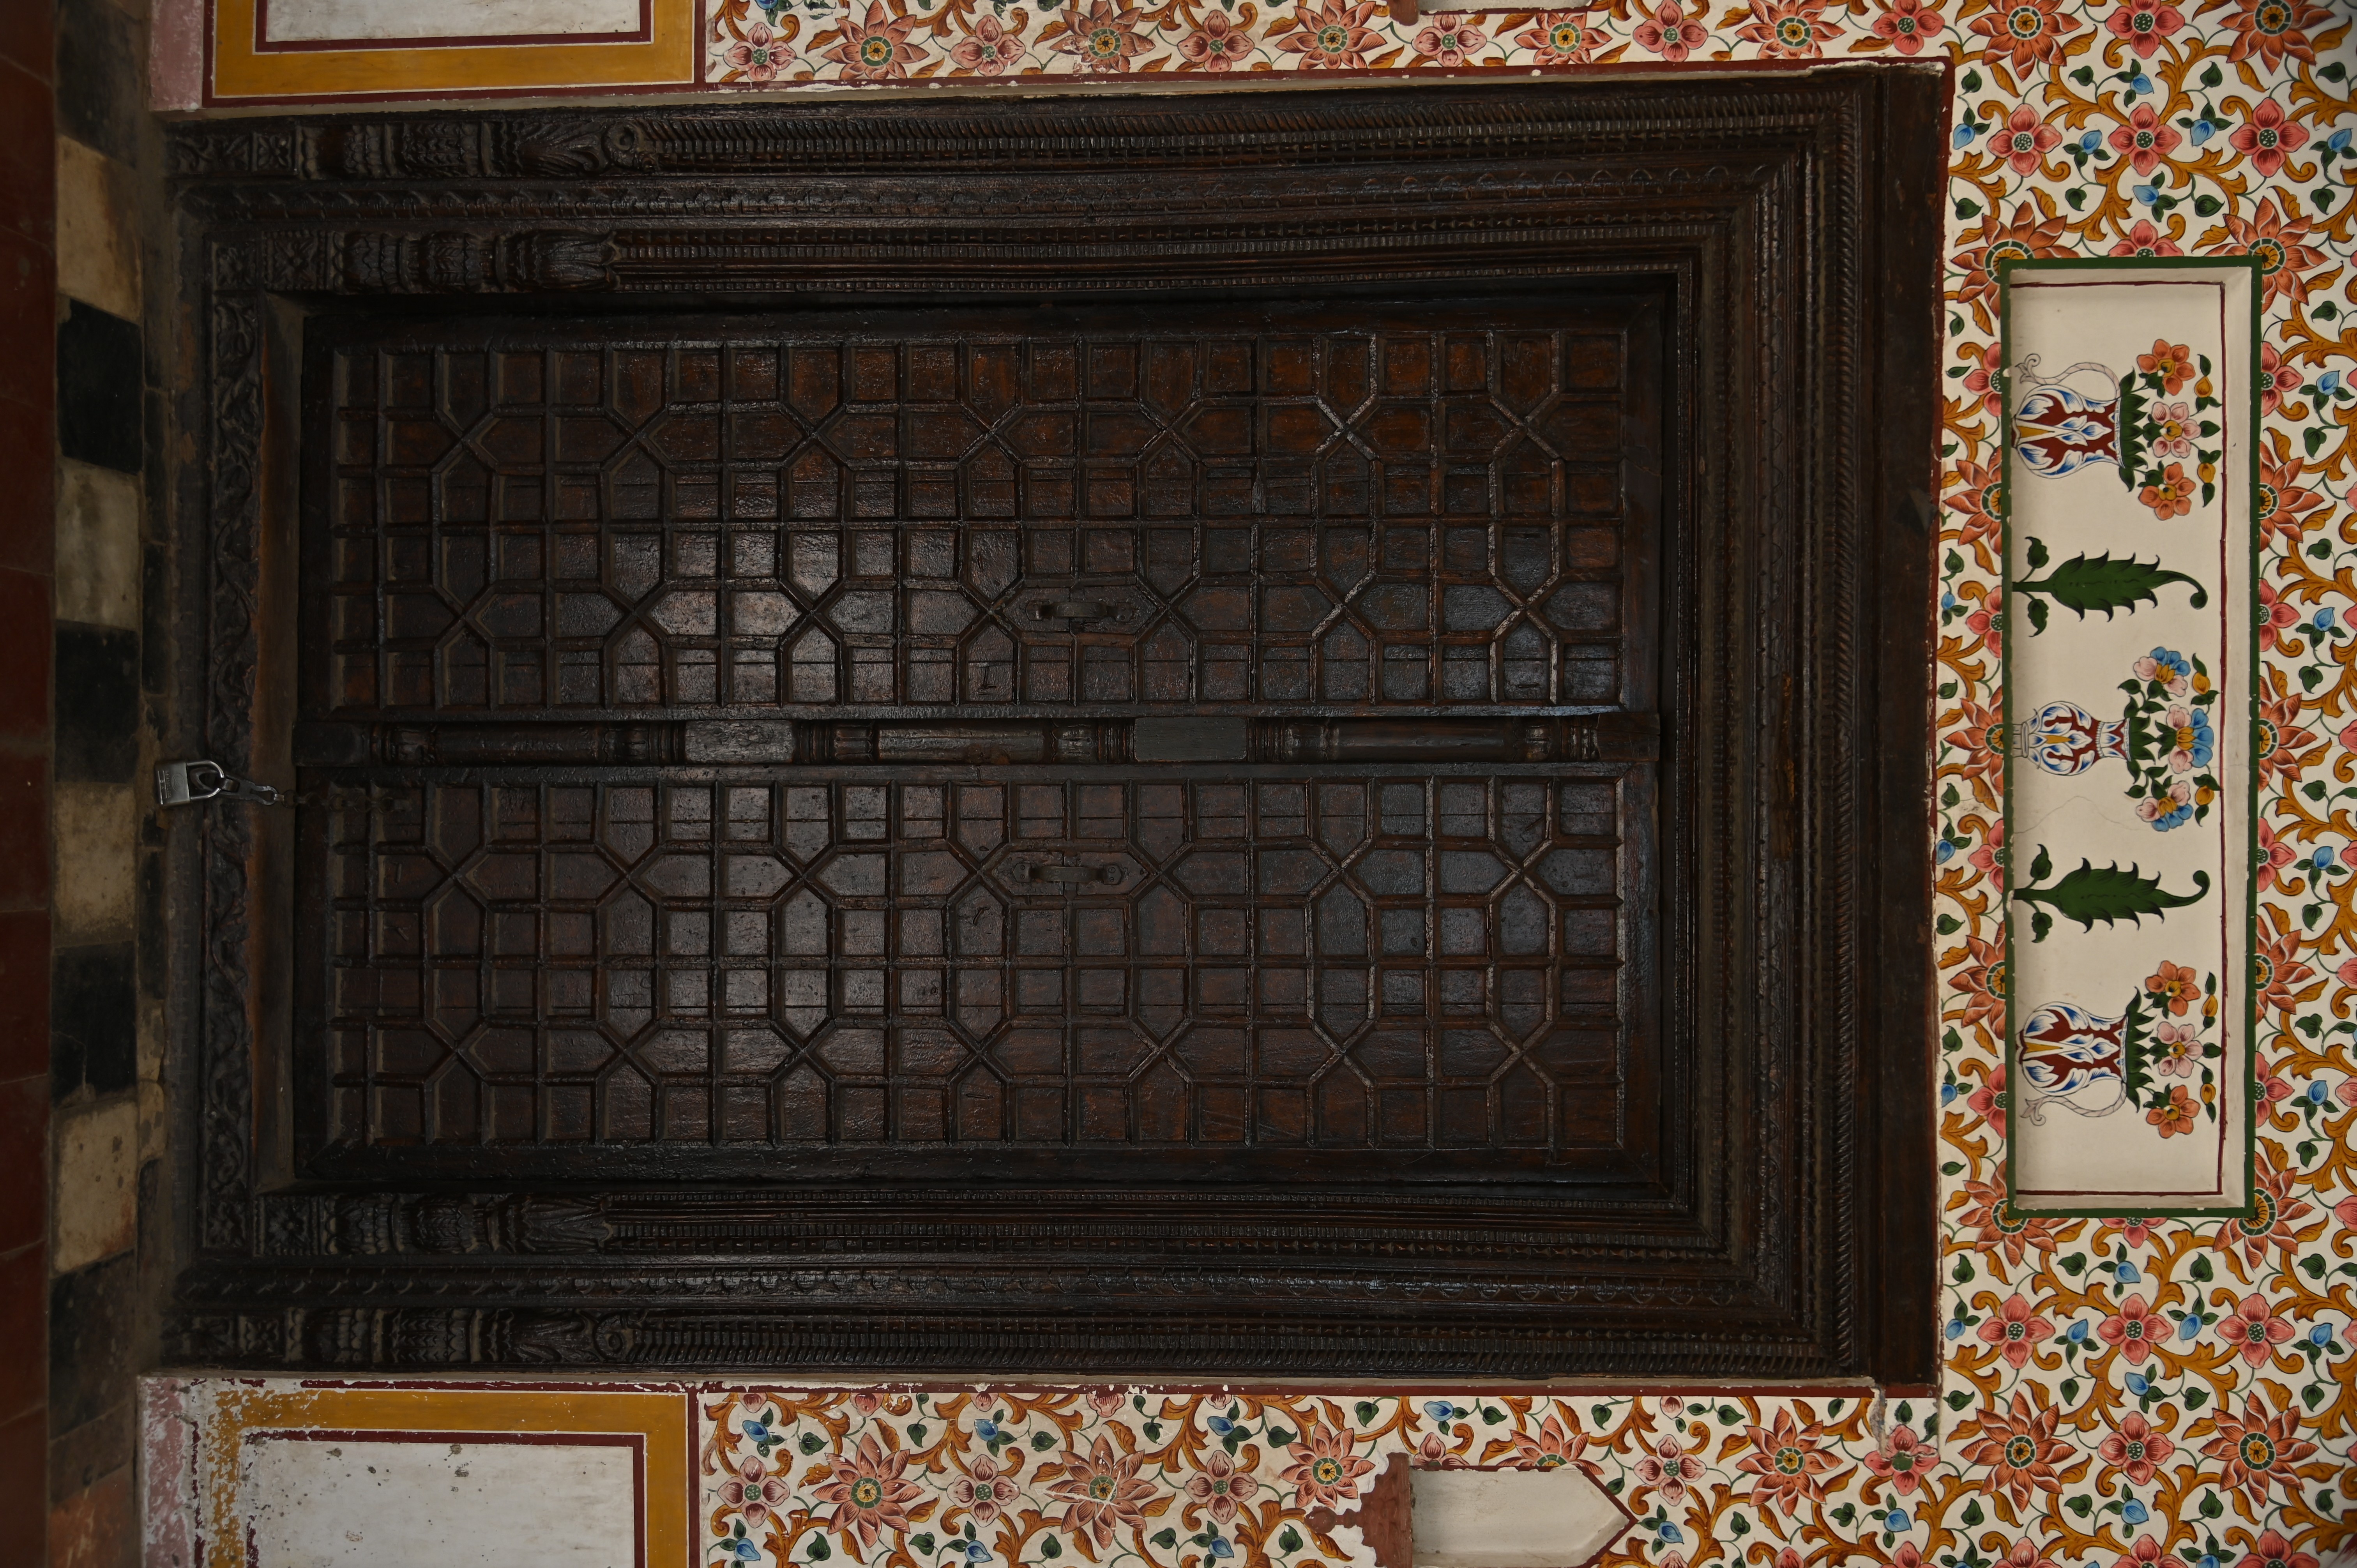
[651,0,2357,1561]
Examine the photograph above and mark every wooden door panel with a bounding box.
[303,765,1653,1180]
[306,301,1656,721]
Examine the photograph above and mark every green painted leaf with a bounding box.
[1355,1401,1379,1426]
[1279,1530,1303,1554]
[915,1536,938,1554]
[2025,597,2050,634]
[2028,844,2053,883]
[1152,1531,1178,1550]
[1042,1539,1062,1560]
[2014,553,2207,626]
[2012,861,2211,932]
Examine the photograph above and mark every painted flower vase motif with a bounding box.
[2028,699,2129,777]
[2017,1001,2127,1113]
[2012,358,2131,479]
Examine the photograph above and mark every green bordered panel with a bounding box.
[1998,256,2260,1218]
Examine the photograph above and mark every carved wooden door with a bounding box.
[176,79,1942,1377]
[293,295,1664,1181]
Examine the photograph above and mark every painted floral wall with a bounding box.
[706,0,2357,1561]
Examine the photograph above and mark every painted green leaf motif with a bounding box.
[2012,860,2210,934]
[2013,553,2208,630]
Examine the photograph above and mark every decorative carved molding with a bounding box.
[169,76,1942,1379]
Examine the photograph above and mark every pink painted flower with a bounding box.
[723,20,795,81]
[1282,1425,1375,1506]
[1277,0,1381,65]
[1051,1436,1160,1546]
[2230,99,2310,178]
[1977,1293,2054,1368]
[1961,344,2005,420]
[2108,104,2181,176]
[2261,344,2302,416]
[2147,400,2193,459]
[2336,1078,2357,1109]
[1051,0,1152,71]
[952,1455,1020,1523]
[1178,10,1252,68]
[1634,1434,1705,1502]
[1087,1388,1126,1416]
[2147,1083,2198,1138]
[2216,1292,2296,1367]
[1735,0,1840,56]
[1997,105,2062,173]
[2115,1536,2170,1568]
[1968,819,2005,892]
[821,2,926,79]
[951,15,1026,73]
[2139,461,2195,520]
[1416,1431,1470,1468]
[1871,0,1945,51]
[2109,218,2182,258]
[1967,1065,2009,1138]
[2097,1413,2174,1486]
[1412,13,1486,64]
[2261,579,2300,652]
[2097,1293,2163,1364]
[2101,1215,2155,1248]
[1184,1450,1260,1524]
[1862,1423,1934,1494]
[2104,0,2182,53]
[1965,597,2004,655]
[2236,1531,2320,1568]
[1516,12,1604,62]
[1972,0,2080,72]
[1998,1543,2061,1568]
[814,1433,924,1549]
[723,1455,793,1525]
[2150,1021,2201,1078]
[1509,1413,1589,1472]
[1632,0,1707,58]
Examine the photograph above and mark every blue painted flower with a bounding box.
[1885,1509,1911,1533]
[2131,73,2153,94]
[2312,1323,2335,1347]
[2191,120,2216,146]
[2068,1319,2090,1343]
[1424,1401,1456,1421]
[1954,122,1980,149]
[2122,1499,2150,1525]
[2134,183,2159,206]
[2081,129,2104,151]
[975,1419,1001,1441]
[1207,1416,1235,1436]
[742,1418,779,1446]
[2117,1262,2141,1283]
[2318,608,2339,631]
[963,1542,991,1562]
[720,1541,765,1564]
[2314,845,2338,871]
[2142,647,2193,685]
[1940,1082,1958,1105]
[1207,1538,1235,1559]
[2166,707,2216,771]
[2334,128,2354,152]
[2311,1080,2331,1104]
[2178,1313,2202,1341]
[1936,837,1956,863]
[1659,1525,1686,1545]
[1946,1318,1967,1340]
[2325,371,2345,395]
[2126,1372,2150,1395]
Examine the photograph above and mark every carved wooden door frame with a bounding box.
[167,73,1945,1379]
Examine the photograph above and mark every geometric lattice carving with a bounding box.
[318,309,1638,715]
[322,771,1641,1160]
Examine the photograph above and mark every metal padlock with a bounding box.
[155,760,289,808]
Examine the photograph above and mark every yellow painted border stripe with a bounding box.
[209,0,694,100]
[200,1385,692,1568]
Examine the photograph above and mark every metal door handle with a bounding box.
[1026,862,1124,885]
[1034,599,1121,625]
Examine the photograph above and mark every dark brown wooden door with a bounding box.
[292,294,1665,1185]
